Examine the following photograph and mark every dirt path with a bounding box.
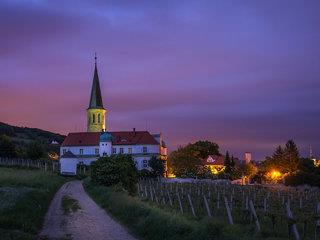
[39,180,137,240]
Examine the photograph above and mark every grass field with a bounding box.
[0,167,69,240]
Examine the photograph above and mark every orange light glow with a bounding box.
[266,170,282,182]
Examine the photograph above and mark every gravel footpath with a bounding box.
[39,180,137,240]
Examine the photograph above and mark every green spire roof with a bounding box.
[88,54,104,109]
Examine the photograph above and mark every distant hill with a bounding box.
[0,122,66,158]
[0,122,65,144]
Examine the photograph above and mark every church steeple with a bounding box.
[88,53,104,109]
[87,53,107,132]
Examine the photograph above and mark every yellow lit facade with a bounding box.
[203,155,226,174]
[206,165,226,174]
[87,108,106,132]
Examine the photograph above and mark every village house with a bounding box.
[203,155,226,174]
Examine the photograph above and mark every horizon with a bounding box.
[1,0,319,160]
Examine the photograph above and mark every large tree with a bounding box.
[149,156,165,177]
[261,140,300,175]
[0,135,16,158]
[169,140,220,177]
[26,141,44,160]
[190,140,220,159]
[224,151,231,173]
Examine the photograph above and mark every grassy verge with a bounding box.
[0,167,70,240]
[61,195,81,215]
[84,180,264,240]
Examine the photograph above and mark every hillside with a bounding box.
[0,122,65,143]
[0,122,66,158]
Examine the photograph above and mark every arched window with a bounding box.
[93,114,96,123]
[98,114,101,123]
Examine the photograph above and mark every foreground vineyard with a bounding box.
[138,180,320,240]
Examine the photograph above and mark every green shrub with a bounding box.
[91,155,138,195]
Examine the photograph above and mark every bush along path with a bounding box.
[39,180,137,240]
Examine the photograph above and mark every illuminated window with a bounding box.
[120,148,124,154]
[79,149,83,155]
[128,148,132,154]
[98,114,100,123]
[143,147,147,153]
[93,114,96,123]
[95,148,99,155]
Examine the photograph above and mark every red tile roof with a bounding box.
[61,131,159,146]
[61,132,100,146]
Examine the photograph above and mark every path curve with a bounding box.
[39,180,137,240]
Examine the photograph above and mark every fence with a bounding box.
[138,179,320,239]
[0,157,60,173]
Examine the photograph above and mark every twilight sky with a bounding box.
[0,0,319,160]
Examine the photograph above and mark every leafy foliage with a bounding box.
[91,155,138,195]
[260,139,300,176]
[0,135,16,158]
[169,140,220,177]
[237,162,258,178]
[148,156,165,177]
[26,141,44,160]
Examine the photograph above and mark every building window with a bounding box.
[143,147,147,153]
[103,152,107,156]
[79,149,83,155]
[120,148,124,154]
[93,114,96,123]
[95,148,99,155]
[98,114,100,123]
[112,148,116,154]
[63,149,66,154]
[128,147,132,154]
[143,164,148,168]
[143,159,148,163]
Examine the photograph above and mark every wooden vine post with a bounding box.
[187,194,196,217]
[315,202,320,240]
[249,200,261,232]
[177,192,184,214]
[224,196,234,225]
[203,195,212,218]
[285,202,300,240]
